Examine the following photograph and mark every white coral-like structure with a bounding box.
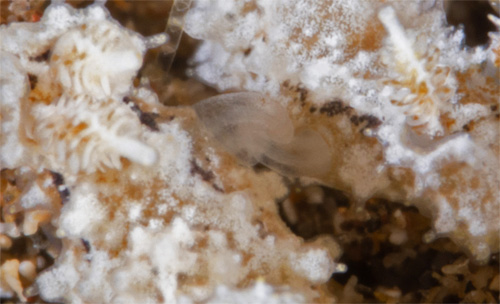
[378,6,456,135]
[32,94,156,174]
[50,20,145,100]
[1,3,157,174]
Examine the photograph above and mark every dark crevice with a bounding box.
[445,0,499,47]
[277,182,498,303]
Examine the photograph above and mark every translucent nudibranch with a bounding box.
[194,92,331,178]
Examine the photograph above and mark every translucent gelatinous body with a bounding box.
[194,92,331,178]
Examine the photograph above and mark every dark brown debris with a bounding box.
[350,114,382,131]
[29,49,50,62]
[190,159,214,182]
[49,170,69,204]
[122,96,160,131]
[28,74,38,90]
[319,100,352,117]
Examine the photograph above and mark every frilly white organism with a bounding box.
[31,94,157,174]
[0,2,163,174]
[378,6,457,136]
[50,20,145,101]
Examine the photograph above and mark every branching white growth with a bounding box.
[0,2,163,174]
[51,20,145,101]
[378,6,443,135]
[489,13,500,27]
[378,7,429,84]
[32,94,157,173]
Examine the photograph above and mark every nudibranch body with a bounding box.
[194,92,332,179]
